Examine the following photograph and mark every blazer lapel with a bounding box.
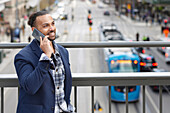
[30,40,54,78]
[30,39,43,58]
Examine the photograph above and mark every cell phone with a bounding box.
[32,28,45,41]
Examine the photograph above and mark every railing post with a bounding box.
[1,87,4,113]
[143,86,145,113]
[92,86,94,113]
[109,86,111,113]
[125,86,128,113]
[159,86,162,113]
[74,86,77,113]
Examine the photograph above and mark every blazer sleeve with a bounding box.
[14,53,51,95]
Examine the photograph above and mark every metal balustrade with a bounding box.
[0,42,170,113]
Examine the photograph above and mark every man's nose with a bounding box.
[49,25,55,31]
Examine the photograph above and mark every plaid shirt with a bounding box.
[39,41,74,113]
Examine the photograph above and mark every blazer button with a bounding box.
[57,86,59,89]
[51,107,54,111]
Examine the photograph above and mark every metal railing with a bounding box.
[0,73,170,113]
[0,41,170,113]
[0,41,170,49]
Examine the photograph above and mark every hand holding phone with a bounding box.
[40,35,54,58]
[32,28,53,58]
[32,28,45,41]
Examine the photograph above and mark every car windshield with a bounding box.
[105,32,123,40]
[110,60,138,72]
[104,31,122,37]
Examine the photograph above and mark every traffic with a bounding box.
[99,16,169,105]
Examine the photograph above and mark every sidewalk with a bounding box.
[114,11,160,27]
[112,9,162,40]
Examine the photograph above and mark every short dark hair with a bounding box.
[28,11,49,27]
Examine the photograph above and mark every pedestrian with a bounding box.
[14,11,74,113]
[21,22,25,36]
[5,26,12,37]
[10,28,14,42]
[28,36,31,42]
[145,17,148,26]
[13,27,20,42]
[142,35,147,41]
[146,36,150,49]
[71,8,74,21]
[136,32,139,41]
[147,36,150,41]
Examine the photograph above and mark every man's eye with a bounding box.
[43,25,48,28]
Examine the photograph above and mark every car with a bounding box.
[99,21,117,31]
[51,12,60,20]
[165,47,170,63]
[104,31,125,41]
[98,2,107,8]
[138,53,158,72]
[99,22,117,41]
[135,47,145,54]
[104,30,132,42]
[150,69,170,92]
[104,11,110,16]
[60,13,68,20]
[157,34,170,54]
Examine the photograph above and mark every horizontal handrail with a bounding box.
[1,72,170,87]
[0,41,170,49]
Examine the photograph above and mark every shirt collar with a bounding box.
[52,41,60,56]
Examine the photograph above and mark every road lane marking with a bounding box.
[146,88,159,113]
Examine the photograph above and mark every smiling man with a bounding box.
[14,11,74,113]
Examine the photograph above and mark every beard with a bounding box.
[47,31,56,41]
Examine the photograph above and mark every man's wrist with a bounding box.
[46,53,52,58]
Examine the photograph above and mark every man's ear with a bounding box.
[32,27,35,31]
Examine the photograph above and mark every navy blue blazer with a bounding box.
[14,39,72,113]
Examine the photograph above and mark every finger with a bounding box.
[40,36,42,44]
[44,35,50,41]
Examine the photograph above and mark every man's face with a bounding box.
[34,14,56,41]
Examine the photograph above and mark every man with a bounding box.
[136,32,139,41]
[14,11,74,113]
